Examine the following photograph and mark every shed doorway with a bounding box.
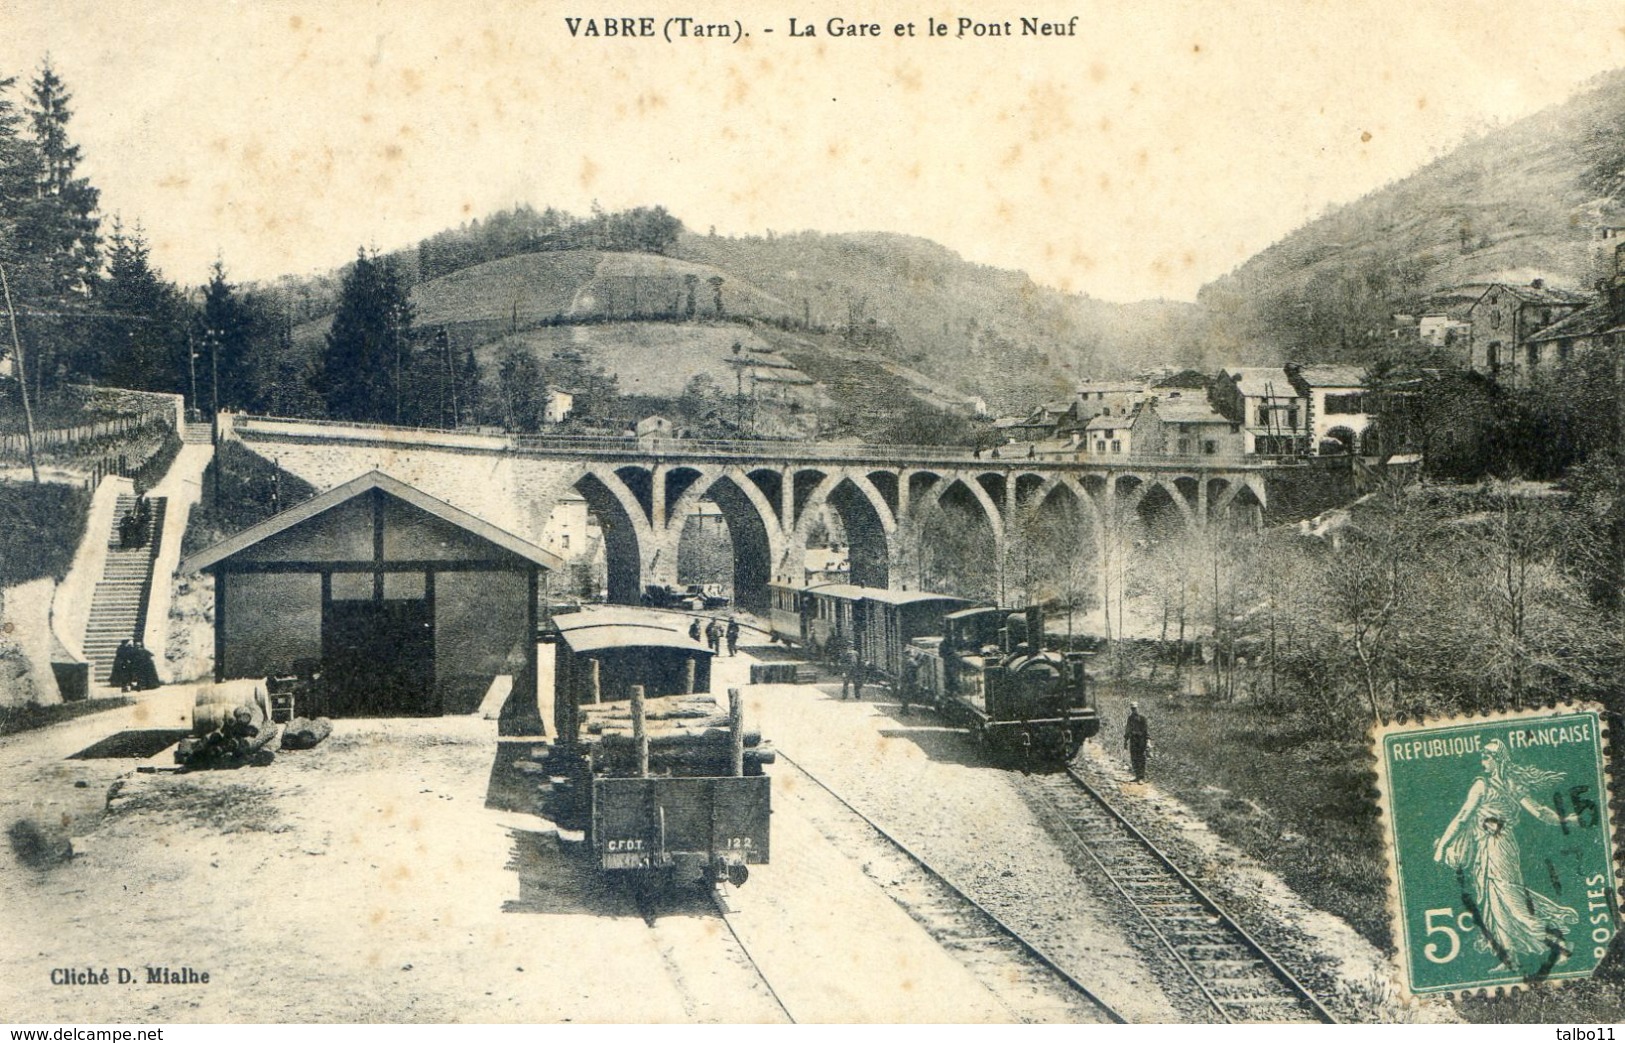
[324,598,436,716]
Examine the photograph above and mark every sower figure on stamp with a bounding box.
[1433,739,1580,965]
[1124,701,1150,781]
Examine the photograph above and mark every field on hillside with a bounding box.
[482,322,811,399]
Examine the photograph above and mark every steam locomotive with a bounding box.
[767,582,1099,766]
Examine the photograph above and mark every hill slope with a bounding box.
[1198,68,1625,361]
[292,232,1207,425]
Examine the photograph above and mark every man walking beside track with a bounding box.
[705,617,722,654]
[725,617,740,656]
[1124,701,1150,781]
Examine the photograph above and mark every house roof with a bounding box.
[1527,301,1624,343]
[181,470,566,574]
[1225,367,1295,398]
[1293,365,1368,389]
[1085,415,1124,431]
[1473,282,1594,308]
[1151,398,1231,424]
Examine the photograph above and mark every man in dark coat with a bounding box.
[705,618,722,654]
[108,639,136,689]
[725,617,740,657]
[688,617,702,644]
[841,646,863,701]
[1124,701,1150,781]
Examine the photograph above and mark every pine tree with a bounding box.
[26,61,99,299]
[15,61,100,392]
[316,248,415,423]
[200,259,272,414]
[0,74,35,257]
[98,218,185,394]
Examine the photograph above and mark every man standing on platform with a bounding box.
[1124,701,1150,781]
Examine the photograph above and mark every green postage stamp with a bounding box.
[1375,707,1620,996]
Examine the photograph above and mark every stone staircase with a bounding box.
[82,493,167,684]
[182,422,213,445]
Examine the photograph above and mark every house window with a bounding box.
[1325,393,1363,415]
[1256,403,1269,426]
[1095,441,1106,454]
[561,534,570,550]
[1203,440,1218,455]
[1111,440,1122,453]
[1286,407,1299,429]
[1559,343,1573,364]
[1177,437,1191,454]
[1527,343,1540,369]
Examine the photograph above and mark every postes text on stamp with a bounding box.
[1375,707,1618,995]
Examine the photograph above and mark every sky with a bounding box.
[1,0,1624,302]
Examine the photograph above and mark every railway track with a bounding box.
[1030,767,1337,1024]
[778,752,1123,1024]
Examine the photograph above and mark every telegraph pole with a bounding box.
[0,262,40,484]
[187,331,198,422]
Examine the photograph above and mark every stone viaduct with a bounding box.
[220,415,1350,613]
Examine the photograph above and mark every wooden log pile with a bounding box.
[280,717,334,750]
[576,690,773,777]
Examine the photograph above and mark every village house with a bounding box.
[1211,367,1309,456]
[1131,397,1243,459]
[1417,313,1473,349]
[1519,244,1625,369]
[1466,279,1593,388]
[1083,413,1135,457]
[544,387,574,424]
[1073,379,1146,421]
[1284,363,1378,456]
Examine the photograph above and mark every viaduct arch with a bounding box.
[226,416,1296,612]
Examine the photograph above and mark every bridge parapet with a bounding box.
[230,413,1327,476]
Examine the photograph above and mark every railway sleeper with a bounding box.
[1177,942,1255,958]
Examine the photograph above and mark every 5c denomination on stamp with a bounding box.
[1374,707,1619,996]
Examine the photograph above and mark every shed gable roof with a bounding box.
[181,470,564,573]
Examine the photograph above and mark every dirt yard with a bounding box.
[0,689,756,1023]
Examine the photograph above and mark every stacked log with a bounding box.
[192,687,272,736]
[576,689,773,776]
[280,717,334,750]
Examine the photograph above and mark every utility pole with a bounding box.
[0,262,40,484]
[187,330,198,422]
[205,322,221,418]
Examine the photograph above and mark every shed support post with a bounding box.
[684,658,696,695]
[588,657,601,705]
[212,570,227,683]
[528,567,541,732]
